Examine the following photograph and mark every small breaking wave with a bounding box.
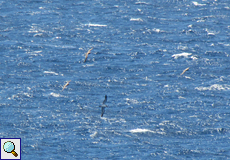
[125,98,139,105]
[50,92,63,97]
[86,23,107,27]
[135,2,149,5]
[44,71,59,75]
[129,128,166,135]
[172,52,192,59]
[195,84,230,91]
[129,128,154,133]
[130,18,143,22]
[192,1,206,6]
[90,131,98,138]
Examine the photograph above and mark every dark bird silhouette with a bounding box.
[84,47,93,62]
[99,95,107,117]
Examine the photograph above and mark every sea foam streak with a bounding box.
[50,92,63,97]
[172,52,192,59]
[192,1,206,6]
[195,84,230,91]
[86,23,107,27]
[130,18,143,22]
[44,71,58,75]
[129,128,154,133]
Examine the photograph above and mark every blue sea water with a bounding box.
[1,0,230,159]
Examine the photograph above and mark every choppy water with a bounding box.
[1,0,230,159]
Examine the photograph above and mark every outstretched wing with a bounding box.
[101,107,105,117]
[84,47,93,62]
[180,67,189,76]
[103,95,107,104]
[62,80,71,91]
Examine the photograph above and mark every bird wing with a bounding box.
[101,107,105,117]
[103,95,107,104]
[84,47,93,62]
[180,67,189,76]
[62,80,71,91]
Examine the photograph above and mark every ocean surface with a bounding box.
[1,0,230,159]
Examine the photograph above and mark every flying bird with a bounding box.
[84,47,94,62]
[180,67,189,76]
[62,80,71,91]
[99,95,108,117]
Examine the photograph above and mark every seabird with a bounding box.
[180,67,189,76]
[62,80,71,91]
[99,95,107,117]
[84,47,94,62]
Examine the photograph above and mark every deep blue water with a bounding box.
[1,0,230,159]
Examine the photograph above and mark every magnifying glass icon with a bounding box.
[3,141,18,157]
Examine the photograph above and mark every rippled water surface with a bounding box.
[1,0,230,159]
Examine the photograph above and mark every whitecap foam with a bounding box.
[130,18,143,22]
[23,92,33,98]
[172,52,192,59]
[192,1,206,6]
[86,23,107,27]
[90,131,98,138]
[27,50,43,56]
[152,28,161,33]
[205,28,217,36]
[195,84,230,91]
[125,98,139,105]
[129,128,154,133]
[135,2,149,5]
[44,71,58,75]
[190,55,198,60]
[83,64,94,67]
[185,76,193,80]
[207,32,215,36]
[50,92,63,97]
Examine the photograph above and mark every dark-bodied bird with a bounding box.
[84,47,93,62]
[99,95,107,117]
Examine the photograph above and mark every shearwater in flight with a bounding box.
[62,80,71,91]
[84,47,93,62]
[180,67,189,76]
[99,95,107,117]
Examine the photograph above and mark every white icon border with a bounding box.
[1,138,21,160]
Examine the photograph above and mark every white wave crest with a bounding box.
[192,1,206,6]
[195,84,230,91]
[90,131,98,138]
[172,52,192,59]
[135,2,149,5]
[44,71,58,75]
[130,18,143,22]
[86,23,107,27]
[50,92,63,97]
[125,98,139,105]
[129,128,154,133]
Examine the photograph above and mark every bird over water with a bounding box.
[84,47,93,63]
[99,95,107,117]
[62,80,71,91]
